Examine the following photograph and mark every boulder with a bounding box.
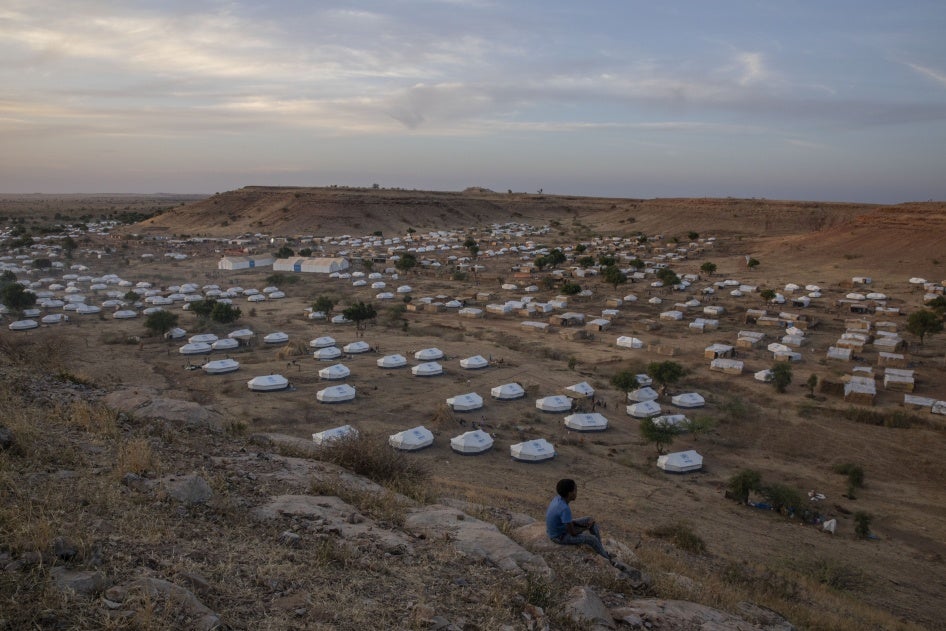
[406,505,550,576]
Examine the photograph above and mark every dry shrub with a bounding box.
[117,438,159,475]
[66,401,118,436]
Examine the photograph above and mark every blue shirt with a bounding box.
[545,495,572,539]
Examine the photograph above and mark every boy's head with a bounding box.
[556,478,577,499]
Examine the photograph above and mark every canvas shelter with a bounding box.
[510,439,556,463]
[446,392,484,412]
[389,425,434,451]
[312,424,357,446]
[536,395,572,413]
[317,384,356,403]
[247,374,289,391]
[564,412,609,432]
[657,450,703,472]
[450,429,493,455]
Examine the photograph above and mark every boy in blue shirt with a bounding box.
[545,478,613,560]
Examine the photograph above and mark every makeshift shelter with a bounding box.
[202,359,240,375]
[377,354,407,368]
[412,362,444,377]
[317,384,356,403]
[564,413,609,432]
[446,392,484,412]
[459,355,489,369]
[318,363,351,380]
[536,395,572,412]
[657,450,703,473]
[491,383,525,400]
[564,381,595,399]
[671,393,705,408]
[510,439,556,463]
[450,429,493,455]
[627,400,661,418]
[389,425,434,451]
[312,424,357,446]
[247,374,289,391]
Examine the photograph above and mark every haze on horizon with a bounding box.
[2,1,945,204]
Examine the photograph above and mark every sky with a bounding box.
[2,1,945,203]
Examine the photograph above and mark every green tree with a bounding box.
[610,370,638,397]
[647,361,685,395]
[343,301,378,337]
[313,295,336,316]
[395,252,417,273]
[210,302,241,324]
[727,469,762,505]
[639,416,680,454]
[274,245,294,258]
[602,265,627,290]
[560,281,581,296]
[771,361,793,393]
[0,283,37,313]
[906,309,943,345]
[700,261,717,275]
[144,310,179,336]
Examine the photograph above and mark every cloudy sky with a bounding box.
[2,1,945,202]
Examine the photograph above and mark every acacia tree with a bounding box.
[343,301,377,337]
[906,309,943,345]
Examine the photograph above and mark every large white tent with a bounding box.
[450,429,493,455]
[377,354,407,368]
[312,424,357,446]
[317,384,356,403]
[627,400,662,418]
[247,374,289,391]
[564,413,609,432]
[389,425,434,451]
[319,363,351,380]
[536,395,572,413]
[202,358,240,375]
[510,439,556,462]
[657,450,703,473]
[446,392,484,412]
[491,383,525,400]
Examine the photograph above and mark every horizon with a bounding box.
[2,2,945,204]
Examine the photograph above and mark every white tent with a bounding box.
[247,374,289,391]
[314,346,342,361]
[389,425,434,451]
[491,383,525,400]
[343,341,371,354]
[627,400,661,418]
[510,439,556,462]
[459,355,489,369]
[179,342,212,355]
[377,354,407,368]
[671,392,705,408]
[414,348,444,361]
[309,336,336,348]
[616,336,644,349]
[212,338,239,351]
[317,384,356,403]
[657,450,703,473]
[536,395,572,413]
[446,392,484,411]
[202,358,240,375]
[319,363,351,380]
[450,429,493,455]
[564,381,595,398]
[628,386,659,403]
[564,413,609,432]
[312,424,357,446]
[412,362,443,377]
[264,332,289,344]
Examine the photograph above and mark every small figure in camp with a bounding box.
[545,479,614,562]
